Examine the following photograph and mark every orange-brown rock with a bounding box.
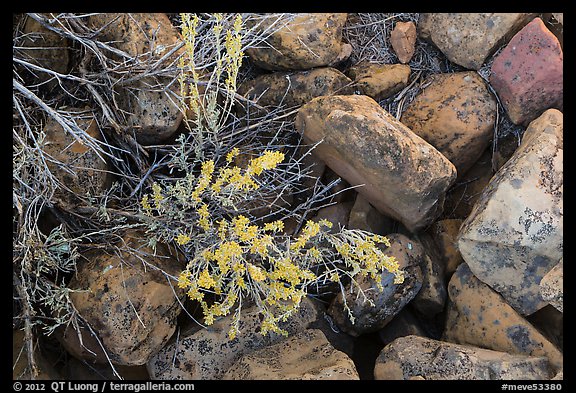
[401,71,497,178]
[245,13,351,71]
[347,62,410,101]
[390,21,417,64]
[295,94,456,232]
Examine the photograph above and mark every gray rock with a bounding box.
[411,233,447,317]
[222,329,359,380]
[374,335,553,380]
[457,109,563,315]
[540,259,563,313]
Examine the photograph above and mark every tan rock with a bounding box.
[245,13,351,71]
[418,13,536,70]
[427,219,464,278]
[540,259,563,313]
[237,67,354,117]
[390,21,417,64]
[222,329,359,380]
[295,94,456,232]
[457,109,563,314]
[147,298,321,379]
[444,263,563,372]
[88,13,185,144]
[401,71,497,178]
[377,308,427,345]
[347,62,410,101]
[375,335,553,380]
[327,233,423,336]
[42,112,111,207]
[61,229,185,366]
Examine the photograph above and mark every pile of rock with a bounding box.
[16,12,562,381]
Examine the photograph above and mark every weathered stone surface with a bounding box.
[237,67,354,117]
[401,71,497,178]
[348,193,395,235]
[222,329,359,380]
[418,13,535,70]
[327,233,423,336]
[378,308,427,346]
[42,113,111,207]
[427,219,464,278]
[246,13,351,71]
[490,18,563,126]
[311,201,353,233]
[374,335,553,380]
[390,21,417,64]
[62,229,185,366]
[18,14,70,89]
[540,259,563,313]
[147,298,320,379]
[457,109,563,315]
[347,62,410,101]
[295,95,456,232]
[444,263,563,372]
[411,233,447,317]
[88,13,184,144]
[441,147,495,220]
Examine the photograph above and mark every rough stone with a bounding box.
[147,297,320,379]
[540,259,563,313]
[411,233,447,318]
[245,13,351,71]
[377,308,428,346]
[427,219,464,278]
[490,18,563,126]
[61,229,185,366]
[401,71,497,178]
[237,67,354,117]
[295,94,456,232]
[18,14,70,89]
[457,109,563,315]
[444,263,563,372]
[327,233,423,336]
[42,112,111,207]
[390,21,417,64]
[347,62,410,101]
[222,329,359,380]
[348,193,395,236]
[418,13,535,70]
[88,13,185,144]
[311,201,354,233]
[441,147,495,220]
[374,335,553,380]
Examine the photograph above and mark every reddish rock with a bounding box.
[401,71,497,178]
[418,13,535,70]
[490,17,563,125]
[390,21,417,64]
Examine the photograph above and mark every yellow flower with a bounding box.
[197,269,216,289]
[141,194,152,213]
[247,150,285,176]
[226,147,240,163]
[263,220,284,233]
[178,270,192,289]
[176,233,191,246]
[247,263,266,282]
[197,203,211,232]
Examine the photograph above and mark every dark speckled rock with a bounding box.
[374,335,553,380]
[457,109,563,315]
[147,298,320,379]
[443,263,562,372]
[222,329,358,380]
[327,233,423,336]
